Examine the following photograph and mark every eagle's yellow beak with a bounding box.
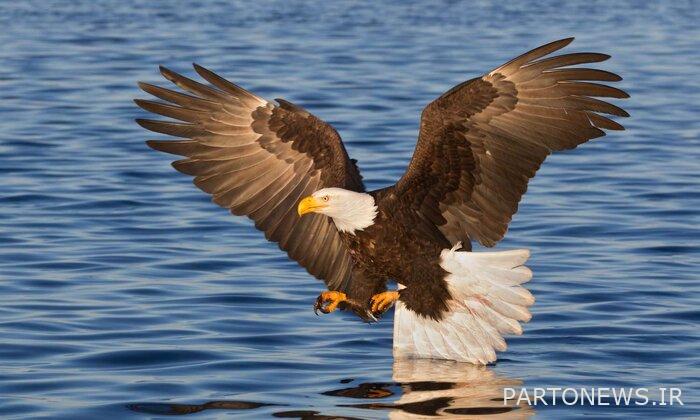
[297,195,327,217]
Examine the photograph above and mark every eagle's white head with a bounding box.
[297,187,377,235]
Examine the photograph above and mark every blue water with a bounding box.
[1,1,699,418]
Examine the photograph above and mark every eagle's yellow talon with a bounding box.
[314,291,347,315]
[370,291,400,314]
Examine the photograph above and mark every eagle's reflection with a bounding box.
[127,400,271,415]
[327,358,533,418]
[128,358,532,418]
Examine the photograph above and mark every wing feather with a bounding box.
[395,38,628,246]
[136,65,364,290]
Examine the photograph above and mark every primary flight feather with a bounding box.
[136,38,628,364]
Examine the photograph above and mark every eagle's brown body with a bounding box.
[341,188,453,320]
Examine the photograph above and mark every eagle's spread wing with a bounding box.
[395,38,629,247]
[136,65,364,290]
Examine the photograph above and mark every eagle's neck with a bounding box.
[331,192,377,235]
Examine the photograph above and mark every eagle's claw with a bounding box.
[313,291,379,323]
[314,291,347,315]
[370,290,400,316]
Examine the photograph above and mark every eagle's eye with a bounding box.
[322,195,330,202]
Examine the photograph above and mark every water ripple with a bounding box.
[0,0,699,418]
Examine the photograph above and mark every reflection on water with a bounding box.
[129,358,532,418]
[393,358,532,418]
[128,401,366,419]
[334,358,533,418]
[128,400,272,415]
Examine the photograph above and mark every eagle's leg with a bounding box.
[314,291,347,315]
[370,290,399,315]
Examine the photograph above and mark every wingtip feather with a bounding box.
[133,98,151,111]
[134,118,151,130]
[192,62,207,75]
[553,36,575,48]
[159,65,182,84]
[146,139,171,153]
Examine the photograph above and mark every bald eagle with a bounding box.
[136,38,628,364]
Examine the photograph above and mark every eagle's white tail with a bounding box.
[393,244,534,364]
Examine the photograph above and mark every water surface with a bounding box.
[1,1,699,418]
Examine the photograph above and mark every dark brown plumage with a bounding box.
[396,38,629,247]
[136,38,628,329]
